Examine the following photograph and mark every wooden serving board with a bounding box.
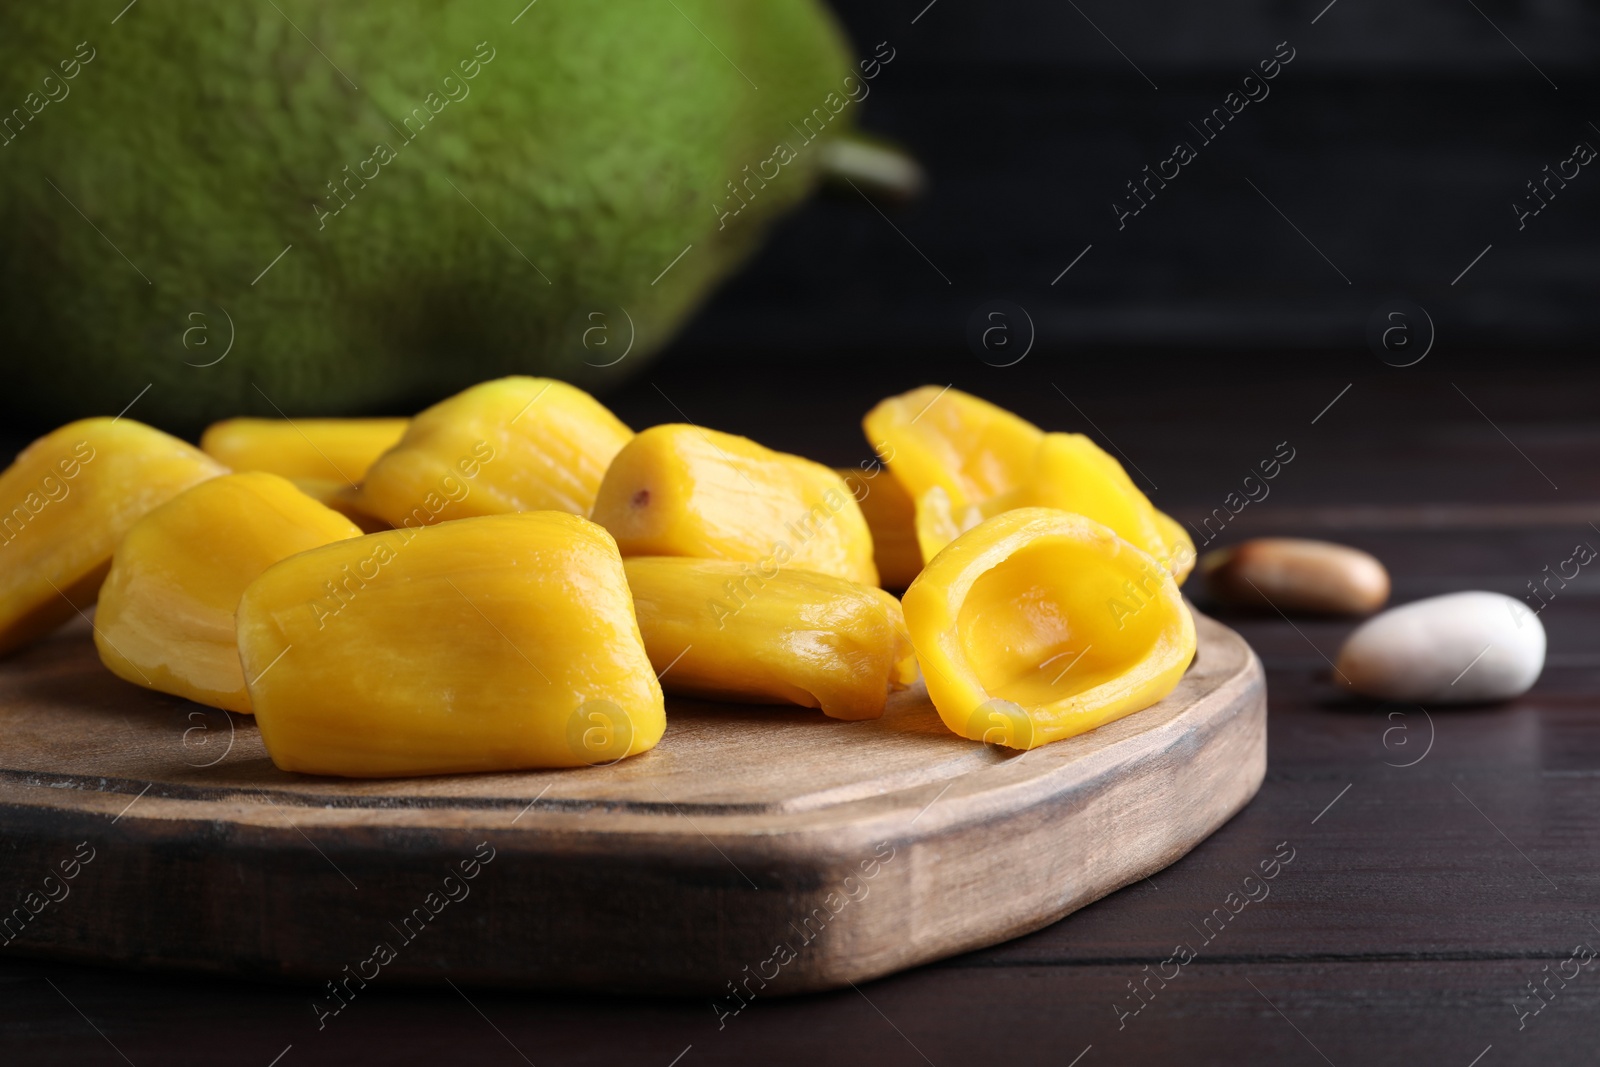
[0,610,1264,996]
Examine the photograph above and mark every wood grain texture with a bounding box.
[0,610,1263,994]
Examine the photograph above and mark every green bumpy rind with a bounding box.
[0,0,856,428]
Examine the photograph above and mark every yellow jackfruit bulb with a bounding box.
[902,508,1195,750]
[237,512,664,777]
[591,424,878,587]
[1153,510,1196,585]
[1027,434,1196,584]
[200,417,409,484]
[357,377,632,530]
[94,472,363,712]
[624,556,917,721]
[1026,432,1169,557]
[912,484,1005,569]
[290,479,394,534]
[910,432,1192,585]
[862,385,1043,507]
[835,466,922,589]
[0,418,227,656]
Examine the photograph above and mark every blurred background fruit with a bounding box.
[0,0,857,430]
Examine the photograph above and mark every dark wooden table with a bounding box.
[4,367,1597,1065]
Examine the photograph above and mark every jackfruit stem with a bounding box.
[819,136,924,204]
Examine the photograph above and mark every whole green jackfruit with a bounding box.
[0,1,864,428]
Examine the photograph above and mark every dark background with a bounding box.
[663,0,1599,380]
